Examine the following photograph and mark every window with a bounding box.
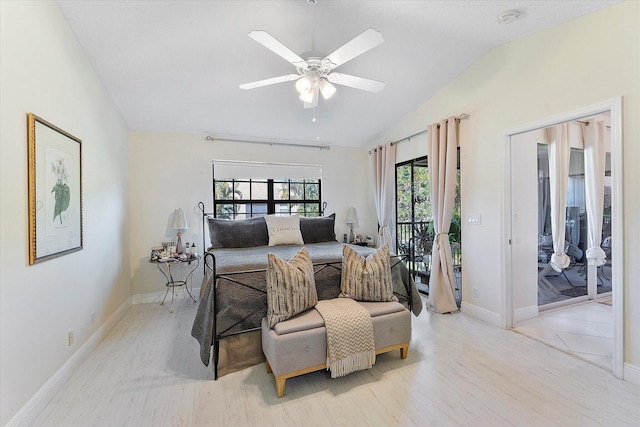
[214,178,322,219]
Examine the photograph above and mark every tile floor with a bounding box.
[513,299,613,370]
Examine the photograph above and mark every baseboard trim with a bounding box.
[131,287,200,305]
[514,305,539,323]
[6,297,132,427]
[623,362,640,386]
[460,301,501,327]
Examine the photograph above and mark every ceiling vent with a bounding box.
[497,10,521,24]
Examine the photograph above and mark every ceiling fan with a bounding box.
[239,29,385,108]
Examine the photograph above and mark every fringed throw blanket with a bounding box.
[315,298,375,378]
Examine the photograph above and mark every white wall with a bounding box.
[128,130,375,296]
[374,2,639,368]
[0,2,130,424]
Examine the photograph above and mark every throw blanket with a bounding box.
[315,298,375,378]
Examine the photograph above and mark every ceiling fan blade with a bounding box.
[327,73,385,93]
[324,29,383,69]
[239,74,300,90]
[248,31,308,68]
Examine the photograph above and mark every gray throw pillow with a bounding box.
[266,247,318,328]
[300,213,337,243]
[207,216,269,248]
[340,243,397,302]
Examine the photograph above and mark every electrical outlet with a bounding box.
[67,331,74,346]
[473,287,480,298]
[91,312,96,325]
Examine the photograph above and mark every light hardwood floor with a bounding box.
[32,296,639,426]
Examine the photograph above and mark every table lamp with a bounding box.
[346,207,358,243]
[172,208,188,254]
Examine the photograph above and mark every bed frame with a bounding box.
[196,202,414,380]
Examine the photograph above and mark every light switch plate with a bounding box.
[467,214,482,225]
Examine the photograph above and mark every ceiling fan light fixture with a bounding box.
[299,90,314,104]
[295,76,312,94]
[240,28,385,109]
[319,79,336,100]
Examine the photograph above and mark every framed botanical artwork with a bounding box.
[28,113,83,265]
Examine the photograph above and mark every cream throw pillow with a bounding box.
[264,214,304,246]
[340,243,397,302]
[266,247,318,328]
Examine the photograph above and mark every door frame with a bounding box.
[501,97,623,378]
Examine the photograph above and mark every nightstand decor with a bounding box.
[346,207,358,244]
[172,208,188,254]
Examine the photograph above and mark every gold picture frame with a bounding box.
[28,113,83,265]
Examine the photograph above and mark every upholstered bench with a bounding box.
[261,300,411,397]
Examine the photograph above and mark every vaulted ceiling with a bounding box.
[57,0,619,147]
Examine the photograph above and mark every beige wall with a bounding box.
[128,130,375,296]
[377,1,639,371]
[0,2,131,424]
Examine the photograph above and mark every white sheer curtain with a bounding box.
[369,142,396,248]
[427,118,458,314]
[583,121,607,266]
[546,124,571,272]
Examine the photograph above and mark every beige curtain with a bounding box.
[369,142,396,248]
[427,118,458,314]
[547,124,571,272]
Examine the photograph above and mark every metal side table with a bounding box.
[150,255,199,313]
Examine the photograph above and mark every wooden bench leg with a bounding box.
[276,376,286,398]
[266,359,272,373]
[400,343,409,359]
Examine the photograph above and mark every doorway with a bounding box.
[502,98,623,377]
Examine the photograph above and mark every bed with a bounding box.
[191,204,422,378]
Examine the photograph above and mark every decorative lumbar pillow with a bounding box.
[300,213,337,244]
[266,247,318,328]
[340,243,397,302]
[264,214,304,246]
[207,216,269,249]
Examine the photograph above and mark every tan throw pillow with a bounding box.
[264,214,304,246]
[266,247,318,328]
[340,243,397,302]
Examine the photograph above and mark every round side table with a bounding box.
[149,255,199,313]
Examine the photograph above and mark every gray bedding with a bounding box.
[191,241,422,367]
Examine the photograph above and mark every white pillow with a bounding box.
[264,214,304,246]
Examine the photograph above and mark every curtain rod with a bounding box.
[389,113,470,147]
[575,120,611,129]
[205,135,331,150]
[368,113,470,154]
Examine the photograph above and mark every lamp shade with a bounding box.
[319,79,336,100]
[172,208,188,230]
[299,90,314,104]
[346,207,358,226]
[295,76,312,94]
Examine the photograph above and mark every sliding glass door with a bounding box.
[537,139,612,306]
[396,155,461,298]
